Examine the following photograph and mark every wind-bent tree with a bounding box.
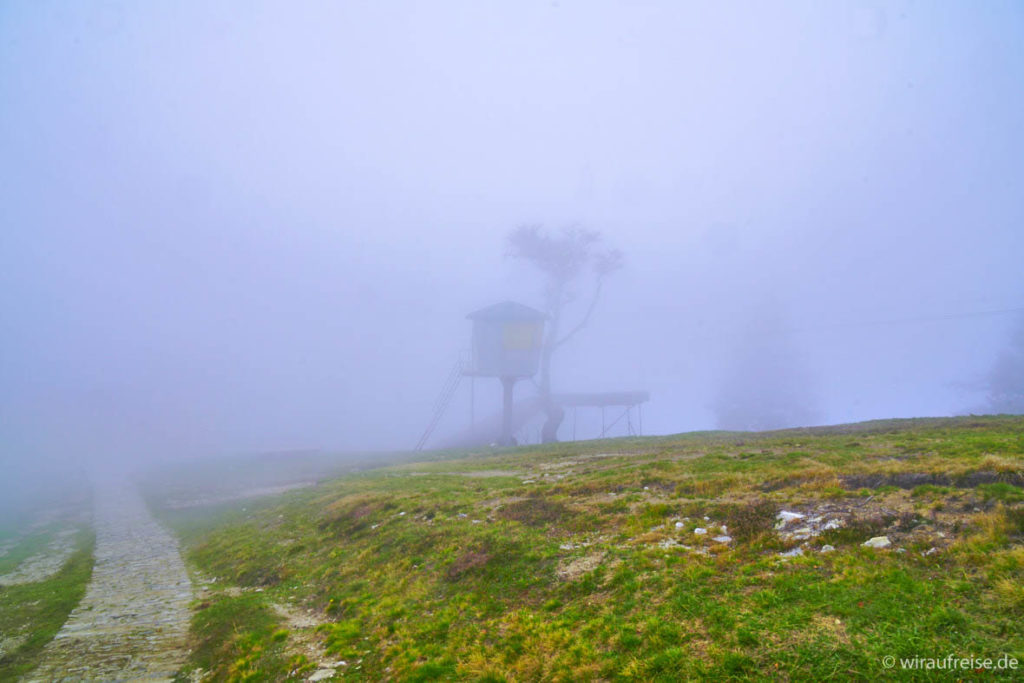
[506,225,623,442]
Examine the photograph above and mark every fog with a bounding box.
[2,1,1022,481]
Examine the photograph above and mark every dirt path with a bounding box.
[26,476,192,682]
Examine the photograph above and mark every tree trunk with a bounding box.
[539,284,563,442]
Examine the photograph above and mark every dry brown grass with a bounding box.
[446,549,492,580]
[498,498,570,527]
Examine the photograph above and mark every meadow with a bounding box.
[144,416,1024,681]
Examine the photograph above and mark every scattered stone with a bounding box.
[675,522,684,529]
[862,536,891,548]
[712,535,732,543]
[896,548,907,554]
[775,506,846,541]
[779,547,804,557]
[820,544,835,553]
[776,511,805,525]
[308,668,336,681]
[693,527,707,535]
[924,547,939,556]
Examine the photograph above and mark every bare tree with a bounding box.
[506,225,623,441]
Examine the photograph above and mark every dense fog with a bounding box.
[2,1,1022,482]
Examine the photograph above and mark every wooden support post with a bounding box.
[501,376,516,446]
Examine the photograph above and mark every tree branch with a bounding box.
[554,277,604,349]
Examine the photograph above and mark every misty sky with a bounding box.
[2,1,1023,468]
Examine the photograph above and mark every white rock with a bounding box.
[693,527,707,535]
[862,536,891,548]
[675,521,685,529]
[924,547,939,556]
[820,544,835,553]
[896,548,907,553]
[703,516,710,521]
[308,668,336,681]
[779,547,804,557]
[713,535,732,543]
[822,520,842,530]
[776,511,805,524]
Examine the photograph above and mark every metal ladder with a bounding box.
[414,356,466,451]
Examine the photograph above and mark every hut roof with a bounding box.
[466,300,548,322]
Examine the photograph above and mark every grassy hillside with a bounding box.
[150,416,1024,681]
[0,484,94,681]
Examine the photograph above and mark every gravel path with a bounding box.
[26,477,192,682]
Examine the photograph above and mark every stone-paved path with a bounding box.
[26,477,192,682]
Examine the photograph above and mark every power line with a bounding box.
[792,306,1024,334]
[672,305,1024,347]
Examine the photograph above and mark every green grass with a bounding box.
[178,592,308,682]
[0,526,63,576]
[0,528,94,681]
[150,415,1024,680]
